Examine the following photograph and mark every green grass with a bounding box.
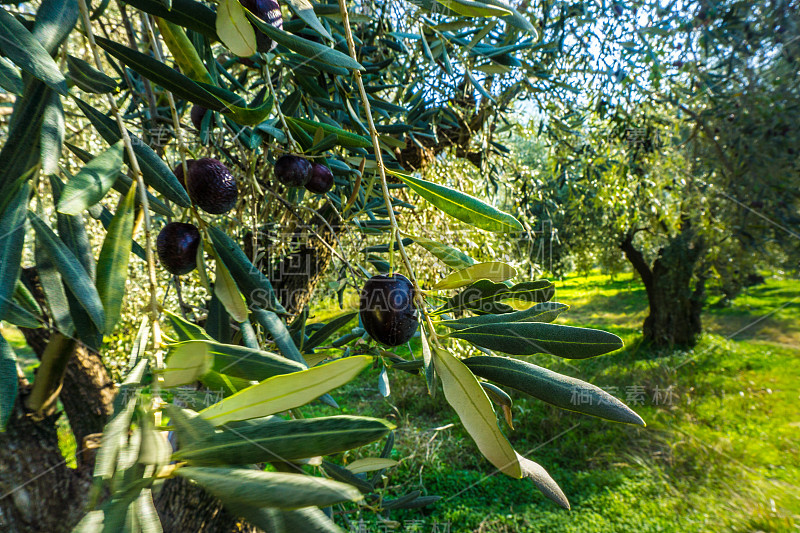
[6,272,797,530]
[307,272,800,532]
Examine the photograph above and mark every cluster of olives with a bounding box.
[157,158,236,275]
[359,274,419,346]
[274,154,334,194]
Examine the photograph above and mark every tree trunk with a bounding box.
[270,203,344,316]
[3,208,345,531]
[621,230,706,347]
[0,383,92,533]
[154,477,260,533]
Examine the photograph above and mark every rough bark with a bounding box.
[268,204,344,316]
[0,383,91,533]
[19,268,116,457]
[621,230,706,347]
[154,477,261,533]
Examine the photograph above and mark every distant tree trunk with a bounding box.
[265,203,344,316]
[620,228,707,347]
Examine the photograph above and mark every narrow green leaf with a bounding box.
[251,308,307,366]
[50,175,95,279]
[432,262,517,291]
[94,387,139,481]
[208,226,284,313]
[437,279,554,315]
[72,97,191,207]
[173,415,393,465]
[66,55,118,93]
[176,467,363,510]
[285,117,372,148]
[0,183,29,322]
[0,57,23,95]
[164,405,216,447]
[217,0,257,57]
[450,322,624,358]
[95,37,226,111]
[134,489,163,533]
[412,235,475,269]
[212,249,248,323]
[347,457,399,474]
[303,312,357,352]
[285,0,333,40]
[388,170,522,233]
[517,453,569,508]
[420,326,436,396]
[34,224,75,336]
[32,0,79,55]
[481,381,513,428]
[121,0,219,40]
[477,0,538,35]
[96,186,136,335]
[440,302,569,330]
[432,345,521,477]
[58,140,125,215]
[64,141,173,217]
[322,460,375,494]
[29,211,105,332]
[161,341,212,388]
[0,334,18,432]
[0,83,48,204]
[163,339,304,387]
[435,0,512,17]
[155,19,214,84]
[246,11,364,71]
[100,35,275,125]
[51,175,101,348]
[165,311,213,342]
[3,300,43,329]
[463,356,645,426]
[0,8,67,94]
[199,356,372,426]
[40,91,64,175]
[137,407,171,466]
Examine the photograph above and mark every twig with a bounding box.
[77,0,163,369]
[337,0,439,339]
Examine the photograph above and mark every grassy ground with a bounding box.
[5,272,797,531]
[306,272,800,532]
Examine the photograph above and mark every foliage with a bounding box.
[0,0,651,530]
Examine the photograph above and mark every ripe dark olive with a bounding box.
[305,162,334,194]
[173,159,195,189]
[190,105,209,130]
[359,274,419,346]
[157,222,201,275]
[240,0,283,53]
[274,155,312,187]
[184,158,238,214]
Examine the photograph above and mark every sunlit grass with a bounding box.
[307,270,800,532]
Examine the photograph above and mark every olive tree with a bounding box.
[0,1,645,531]
[511,0,800,346]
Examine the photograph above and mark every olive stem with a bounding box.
[336,0,430,322]
[78,0,163,354]
[263,61,300,153]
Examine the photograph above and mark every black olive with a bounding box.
[359,274,419,346]
[157,222,201,275]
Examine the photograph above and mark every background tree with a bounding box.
[510,0,800,346]
[0,1,645,531]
